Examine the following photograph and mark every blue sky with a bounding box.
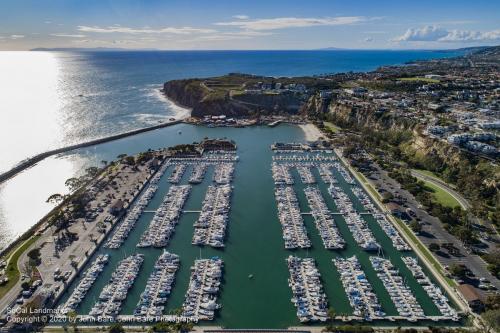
[0,0,499,50]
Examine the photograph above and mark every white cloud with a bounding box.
[10,35,25,39]
[215,16,365,30]
[393,25,500,42]
[51,33,86,38]
[392,25,448,42]
[77,25,215,34]
[440,29,500,41]
[233,15,249,20]
[364,37,373,42]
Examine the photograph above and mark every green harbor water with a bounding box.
[57,123,457,328]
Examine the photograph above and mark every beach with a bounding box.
[299,123,323,141]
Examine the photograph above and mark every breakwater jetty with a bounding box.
[0,119,183,184]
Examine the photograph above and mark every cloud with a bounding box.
[393,25,500,42]
[10,35,25,39]
[77,25,216,34]
[392,25,448,42]
[51,33,86,38]
[215,16,365,30]
[440,29,500,41]
[233,15,249,20]
[364,37,373,42]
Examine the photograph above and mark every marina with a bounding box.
[370,256,425,321]
[134,251,180,317]
[286,256,328,323]
[181,257,224,321]
[304,186,345,250]
[58,254,109,315]
[50,126,459,328]
[333,256,385,320]
[189,163,208,184]
[89,254,144,319]
[296,164,316,184]
[402,257,458,321]
[351,187,411,251]
[271,162,294,185]
[274,185,311,249]
[138,185,191,248]
[328,185,380,251]
[192,184,232,248]
[317,163,338,184]
[168,164,187,184]
[213,163,235,185]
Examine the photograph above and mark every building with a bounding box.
[457,284,484,312]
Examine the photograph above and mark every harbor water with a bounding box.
[54,123,457,328]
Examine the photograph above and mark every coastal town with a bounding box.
[0,46,498,333]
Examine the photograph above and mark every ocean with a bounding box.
[0,49,461,250]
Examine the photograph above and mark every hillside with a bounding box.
[162,73,338,118]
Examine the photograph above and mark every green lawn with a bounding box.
[424,181,461,209]
[324,121,341,133]
[0,235,40,299]
[415,169,440,179]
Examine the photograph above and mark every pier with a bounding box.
[304,186,345,250]
[138,185,191,248]
[181,257,224,321]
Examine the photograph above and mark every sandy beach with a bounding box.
[299,123,323,141]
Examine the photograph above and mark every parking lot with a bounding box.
[363,161,500,295]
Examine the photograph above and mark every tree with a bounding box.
[27,248,40,260]
[124,156,136,165]
[485,294,500,311]
[21,281,31,290]
[85,167,99,178]
[151,322,172,332]
[429,243,440,252]
[410,220,422,233]
[455,225,474,245]
[65,178,82,192]
[109,323,125,333]
[481,309,500,333]
[449,263,467,279]
[46,193,64,205]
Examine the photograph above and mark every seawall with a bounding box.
[0,119,183,185]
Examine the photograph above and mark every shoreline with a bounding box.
[298,123,323,141]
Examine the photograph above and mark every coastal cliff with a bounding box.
[163,73,337,118]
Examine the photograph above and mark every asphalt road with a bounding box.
[365,162,500,294]
[411,170,470,210]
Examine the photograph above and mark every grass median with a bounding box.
[0,235,40,299]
